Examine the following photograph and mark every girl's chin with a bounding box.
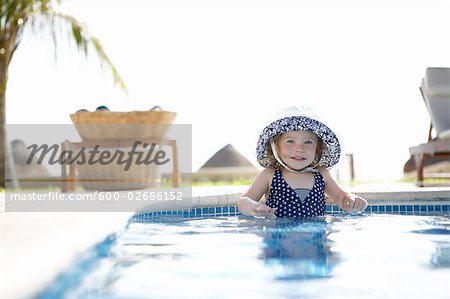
[285,163,310,171]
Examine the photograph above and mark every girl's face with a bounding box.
[276,131,319,170]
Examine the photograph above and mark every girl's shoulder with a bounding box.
[261,167,276,177]
[257,167,276,182]
[317,167,331,182]
[249,168,276,196]
[317,166,329,175]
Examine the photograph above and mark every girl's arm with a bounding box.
[238,169,277,217]
[319,168,368,212]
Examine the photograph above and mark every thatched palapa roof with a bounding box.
[199,144,256,169]
[196,144,258,182]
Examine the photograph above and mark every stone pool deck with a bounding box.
[1,184,449,299]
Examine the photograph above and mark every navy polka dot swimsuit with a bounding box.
[266,169,326,218]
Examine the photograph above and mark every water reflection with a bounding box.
[411,216,450,269]
[256,218,339,280]
[431,244,450,268]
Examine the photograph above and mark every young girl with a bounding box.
[238,106,368,218]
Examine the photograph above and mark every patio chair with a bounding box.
[409,67,450,186]
[421,67,450,140]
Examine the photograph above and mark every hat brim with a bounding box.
[257,116,341,169]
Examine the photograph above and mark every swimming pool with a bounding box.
[37,210,450,299]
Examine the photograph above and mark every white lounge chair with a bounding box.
[420,67,450,140]
[409,67,450,186]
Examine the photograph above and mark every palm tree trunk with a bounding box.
[0,55,7,188]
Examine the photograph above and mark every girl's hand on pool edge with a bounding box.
[253,203,277,218]
[342,193,368,212]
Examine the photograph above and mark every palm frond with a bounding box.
[5,1,127,93]
[1,1,63,68]
[39,9,128,93]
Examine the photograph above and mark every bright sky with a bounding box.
[5,0,450,181]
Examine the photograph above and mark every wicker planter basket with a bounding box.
[70,110,177,141]
[75,146,161,191]
[69,109,175,190]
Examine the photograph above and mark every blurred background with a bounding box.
[5,0,450,183]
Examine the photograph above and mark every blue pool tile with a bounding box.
[132,197,450,223]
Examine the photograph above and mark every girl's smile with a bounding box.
[290,156,306,161]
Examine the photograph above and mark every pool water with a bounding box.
[39,214,450,299]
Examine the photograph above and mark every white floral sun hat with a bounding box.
[256,106,341,169]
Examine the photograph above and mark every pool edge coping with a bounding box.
[134,188,450,214]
